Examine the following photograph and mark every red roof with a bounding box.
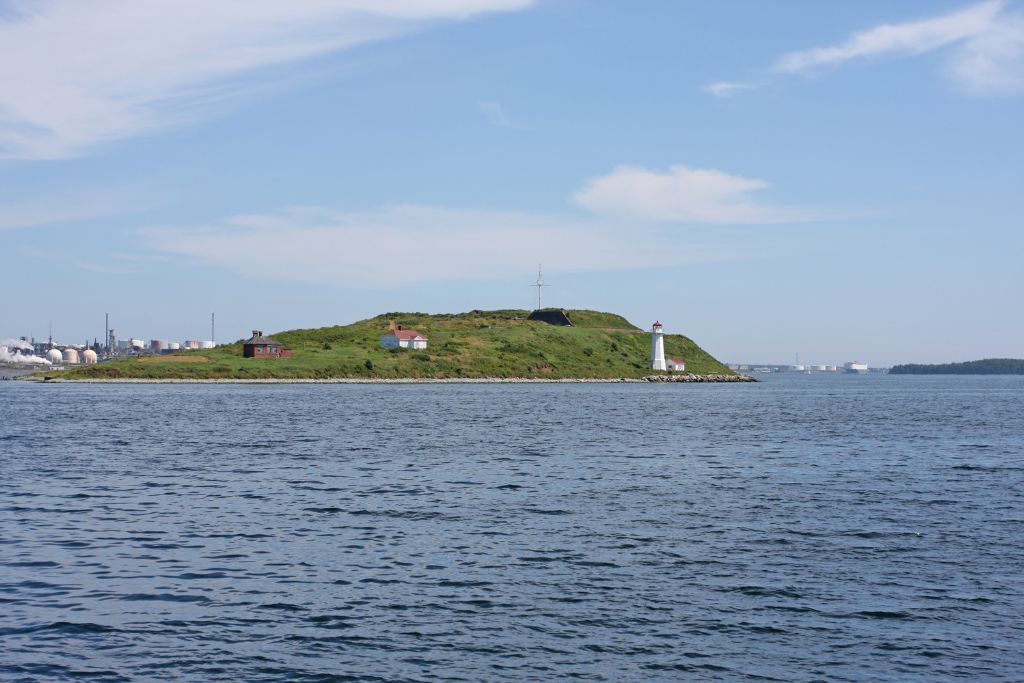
[653,320,662,327]
[670,357,684,363]
[384,326,427,340]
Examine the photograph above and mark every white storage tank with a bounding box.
[82,349,98,364]
[46,348,63,364]
[150,340,167,351]
[184,340,201,350]
[62,348,80,364]
[199,340,215,349]
[167,342,181,350]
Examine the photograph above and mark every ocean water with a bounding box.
[1,375,1022,682]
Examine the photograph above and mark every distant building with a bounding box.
[380,325,428,350]
[667,357,686,372]
[243,330,292,358]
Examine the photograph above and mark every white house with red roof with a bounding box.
[380,325,428,350]
[667,357,686,372]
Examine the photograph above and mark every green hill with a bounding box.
[889,358,1024,375]
[44,309,735,380]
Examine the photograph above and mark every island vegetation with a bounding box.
[889,358,1024,375]
[41,309,738,381]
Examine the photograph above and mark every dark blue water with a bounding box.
[2,375,1022,681]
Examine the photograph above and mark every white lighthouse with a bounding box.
[650,320,667,371]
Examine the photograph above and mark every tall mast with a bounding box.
[534,264,545,310]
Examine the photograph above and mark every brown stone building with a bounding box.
[243,330,292,358]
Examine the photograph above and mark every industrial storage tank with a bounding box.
[150,340,167,351]
[199,340,215,349]
[130,339,145,350]
[46,348,63,364]
[167,342,181,350]
[62,348,80,364]
[82,349,98,364]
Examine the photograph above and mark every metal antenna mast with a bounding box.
[533,264,547,310]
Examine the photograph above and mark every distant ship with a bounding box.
[844,361,869,374]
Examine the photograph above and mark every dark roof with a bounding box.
[527,309,573,326]
[244,330,282,346]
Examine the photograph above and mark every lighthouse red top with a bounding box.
[653,321,662,327]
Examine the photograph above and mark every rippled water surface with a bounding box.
[2,375,1023,681]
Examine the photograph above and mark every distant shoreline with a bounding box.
[24,374,755,385]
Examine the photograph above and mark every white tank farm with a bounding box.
[62,348,80,364]
[82,349,98,364]
[46,348,63,364]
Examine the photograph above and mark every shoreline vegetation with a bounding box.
[38,309,746,383]
[889,358,1024,375]
[28,374,754,384]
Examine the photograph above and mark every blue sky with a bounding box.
[1,0,1022,366]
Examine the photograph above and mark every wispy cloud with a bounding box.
[703,80,765,98]
[572,165,816,224]
[139,159,820,287]
[141,204,741,288]
[24,247,139,275]
[0,0,534,160]
[0,185,155,231]
[707,0,1024,97]
[477,100,518,127]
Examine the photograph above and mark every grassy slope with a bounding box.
[49,309,733,380]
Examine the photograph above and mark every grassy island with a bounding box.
[889,358,1024,375]
[40,309,739,381]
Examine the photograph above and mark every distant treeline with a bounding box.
[890,358,1024,375]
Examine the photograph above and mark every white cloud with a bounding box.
[711,0,1024,97]
[703,81,764,98]
[948,10,1024,94]
[142,205,736,288]
[572,164,814,224]
[775,1,1003,73]
[0,0,533,160]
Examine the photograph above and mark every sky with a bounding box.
[1,0,1022,366]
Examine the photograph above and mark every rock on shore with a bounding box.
[641,373,756,383]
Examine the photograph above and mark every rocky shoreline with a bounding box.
[27,373,755,385]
